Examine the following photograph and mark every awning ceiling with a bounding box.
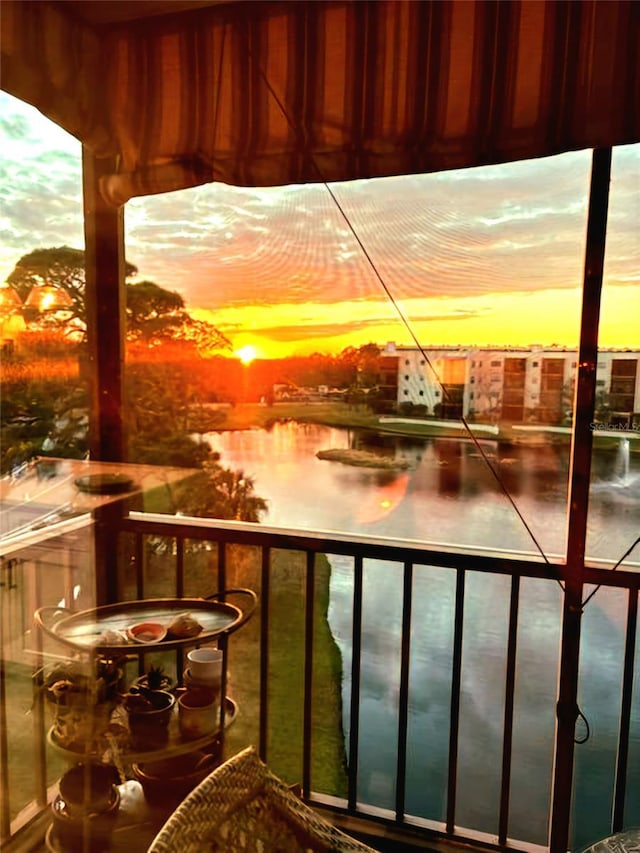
[2,0,639,206]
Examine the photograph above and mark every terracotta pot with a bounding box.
[52,764,120,852]
[132,747,220,806]
[58,763,119,813]
[125,689,175,750]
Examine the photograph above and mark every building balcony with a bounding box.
[2,463,639,853]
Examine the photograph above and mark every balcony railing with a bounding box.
[2,510,639,852]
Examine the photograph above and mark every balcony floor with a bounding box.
[16,787,477,853]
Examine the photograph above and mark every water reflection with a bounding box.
[206,422,638,564]
[205,423,640,846]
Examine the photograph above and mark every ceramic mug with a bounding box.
[178,688,219,740]
[186,648,223,687]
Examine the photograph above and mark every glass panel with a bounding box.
[587,143,640,568]
[0,91,92,825]
[1,92,87,476]
[406,564,456,823]
[572,587,628,850]
[357,558,403,810]
[455,571,510,836]
[124,152,592,563]
[624,598,640,827]
[509,577,563,844]
[0,526,95,820]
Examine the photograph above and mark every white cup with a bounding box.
[186,648,223,687]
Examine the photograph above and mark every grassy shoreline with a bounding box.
[209,401,640,452]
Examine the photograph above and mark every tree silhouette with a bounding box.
[6,247,230,352]
[7,246,136,334]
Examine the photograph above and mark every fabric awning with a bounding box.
[2,0,639,206]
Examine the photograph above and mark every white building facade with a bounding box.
[381,344,640,426]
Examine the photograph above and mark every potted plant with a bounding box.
[134,664,175,693]
[123,686,175,750]
[39,658,123,750]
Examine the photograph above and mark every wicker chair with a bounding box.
[147,746,377,852]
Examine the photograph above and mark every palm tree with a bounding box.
[173,462,268,523]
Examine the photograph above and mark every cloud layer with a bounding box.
[1,91,638,355]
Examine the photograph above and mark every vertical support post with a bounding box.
[259,546,271,761]
[82,148,126,462]
[550,147,612,853]
[83,149,126,605]
[302,551,315,798]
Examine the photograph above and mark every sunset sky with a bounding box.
[1,90,638,359]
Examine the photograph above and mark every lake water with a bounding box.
[205,422,640,849]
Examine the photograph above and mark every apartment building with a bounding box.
[381,344,640,426]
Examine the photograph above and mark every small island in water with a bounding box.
[316,448,411,469]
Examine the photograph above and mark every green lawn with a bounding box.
[125,541,348,795]
[213,401,380,432]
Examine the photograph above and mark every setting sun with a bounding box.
[236,344,258,364]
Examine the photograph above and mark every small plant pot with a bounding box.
[125,690,175,751]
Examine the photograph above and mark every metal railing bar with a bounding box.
[176,535,184,598]
[218,540,226,593]
[259,545,271,761]
[124,513,640,589]
[395,560,413,822]
[612,587,638,832]
[0,615,11,840]
[132,532,147,678]
[303,551,315,798]
[135,532,144,601]
[32,559,47,808]
[499,574,520,844]
[173,536,186,684]
[446,568,465,834]
[122,514,568,582]
[348,555,364,811]
[219,632,228,751]
[583,569,640,591]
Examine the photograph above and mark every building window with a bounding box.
[405,359,410,366]
[470,377,475,384]
[491,360,501,367]
[471,360,476,368]
[470,392,474,400]
[533,361,539,367]
[419,390,424,396]
[403,389,409,396]
[404,374,409,380]
[596,379,606,386]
